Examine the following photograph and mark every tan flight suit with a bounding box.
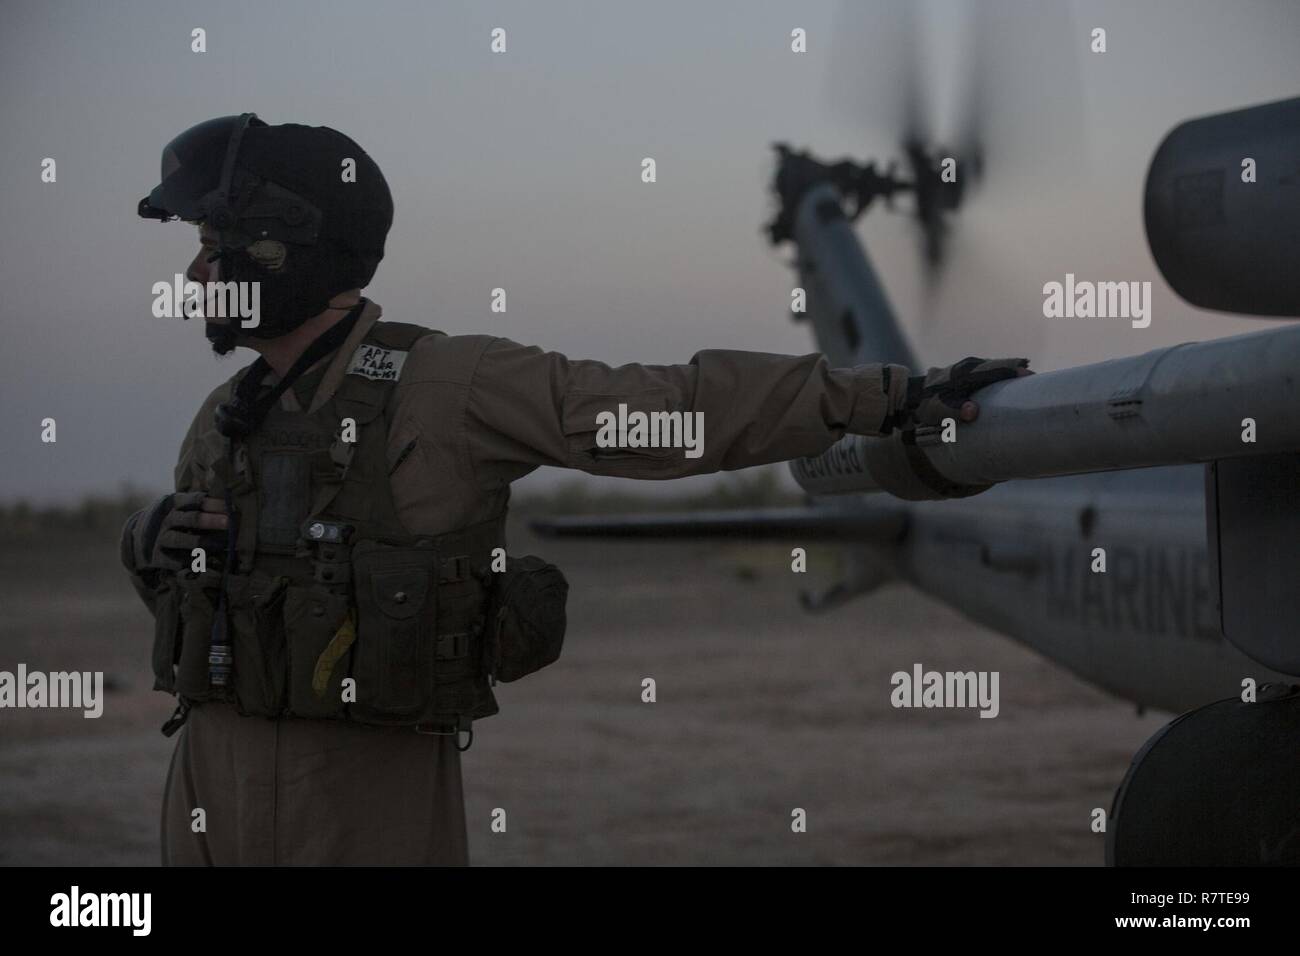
[150,298,901,865]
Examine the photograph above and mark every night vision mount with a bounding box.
[137,112,324,253]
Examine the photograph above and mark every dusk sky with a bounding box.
[3,0,1298,503]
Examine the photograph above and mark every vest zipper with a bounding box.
[388,437,419,476]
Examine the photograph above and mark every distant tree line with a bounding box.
[0,489,155,538]
[0,467,800,537]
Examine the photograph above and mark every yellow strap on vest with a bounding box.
[312,609,357,698]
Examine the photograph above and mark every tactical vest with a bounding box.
[151,321,502,740]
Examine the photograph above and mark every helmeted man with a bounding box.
[121,113,1028,865]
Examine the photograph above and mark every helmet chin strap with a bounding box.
[214,298,366,438]
[203,294,360,354]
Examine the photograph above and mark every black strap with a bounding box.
[161,699,191,737]
[199,299,367,705]
[205,438,242,689]
[216,299,366,438]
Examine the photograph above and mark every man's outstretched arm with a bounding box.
[460,337,1026,484]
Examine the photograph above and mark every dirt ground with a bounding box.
[0,518,1166,866]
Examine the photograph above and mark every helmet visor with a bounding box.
[138,114,262,221]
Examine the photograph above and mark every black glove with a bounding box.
[123,492,226,574]
[886,356,1029,430]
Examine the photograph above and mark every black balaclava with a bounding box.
[140,114,394,353]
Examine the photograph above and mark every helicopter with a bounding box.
[535,4,1300,866]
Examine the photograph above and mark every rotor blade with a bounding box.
[950,1,987,185]
[916,207,1050,363]
[826,1,930,150]
[791,322,1300,498]
[945,0,1089,196]
[919,0,1089,301]
[898,0,927,150]
[828,0,1087,192]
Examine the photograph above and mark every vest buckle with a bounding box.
[301,522,354,586]
[436,631,470,660]
[329,434,354,470]
[160,700,192,737]
[440,554,471,583]
[415,715,474,752]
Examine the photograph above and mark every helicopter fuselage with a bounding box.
[895,464,1289,713]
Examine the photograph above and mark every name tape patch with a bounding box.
[347,344,408,382]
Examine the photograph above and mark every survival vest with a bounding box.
[149,321,559,747]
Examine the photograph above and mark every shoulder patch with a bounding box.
[347,343,409,382]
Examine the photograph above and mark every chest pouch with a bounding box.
[348,540,442,724]
[484,555,569,684]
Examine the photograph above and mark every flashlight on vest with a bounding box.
[305,520,353,545]
[208,578,235,688]
[208,637,234,687]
